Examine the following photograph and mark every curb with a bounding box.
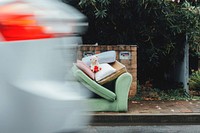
[89,113,200,125]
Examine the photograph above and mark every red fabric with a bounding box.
[93,66,101,73]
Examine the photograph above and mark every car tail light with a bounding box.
[0,1,87,41]
[0,2,55,41]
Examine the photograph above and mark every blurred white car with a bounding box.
[0,0,88,41]
[0,0,90,133]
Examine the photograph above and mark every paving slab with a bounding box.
[89,100,200,125]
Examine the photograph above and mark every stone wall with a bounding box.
[77,45,137,97]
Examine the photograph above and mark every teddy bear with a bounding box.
[90,55,102,73]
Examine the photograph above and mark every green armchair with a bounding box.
[72,65,132,112]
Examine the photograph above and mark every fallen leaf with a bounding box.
[132,101,139,104]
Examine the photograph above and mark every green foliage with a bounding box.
[130,83,143,101]
[158,88,191,100]
[189,69,200,91]
[78,0,110,18]
[130,85,195,101]
[66,0,200,87]
[134,0,200,84]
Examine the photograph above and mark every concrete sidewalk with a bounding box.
[90,100,200,125]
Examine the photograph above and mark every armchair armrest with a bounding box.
[115,72,132,111]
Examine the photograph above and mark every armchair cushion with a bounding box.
[97,61,127,85]
[75,60,95,80]
[82,51,116,67]
[95,63,116,81]
[72,65,116,101]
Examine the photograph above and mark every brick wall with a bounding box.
[77,45,137,97]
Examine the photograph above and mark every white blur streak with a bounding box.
[26,0,88,34]
[0,1,91,132]
[0,0,15,5]
[0,37,91,132]
[26,0,85,20]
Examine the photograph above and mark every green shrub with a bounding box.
[65,0,200,89]
[189,69,200,91]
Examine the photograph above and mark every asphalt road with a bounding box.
[79,125,200,133]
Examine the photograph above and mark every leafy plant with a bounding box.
[65,0,200,89]
[189,69,200,91]
[78,0,110,18]
[130,85,195,101]
[158,88,191,100]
